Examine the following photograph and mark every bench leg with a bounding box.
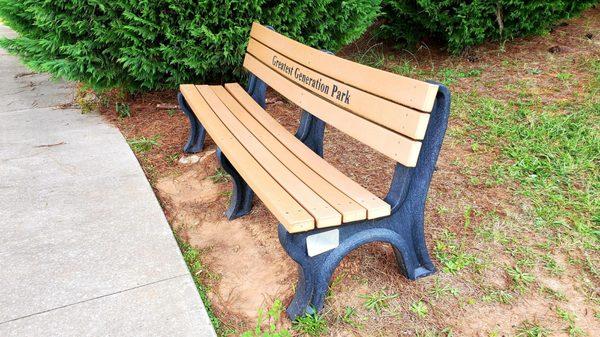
[278,212,435,319]
[295,111,325,157]
[216,148,254,220]
[178,92,206,153]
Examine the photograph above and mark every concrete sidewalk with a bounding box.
[0,25,216,336]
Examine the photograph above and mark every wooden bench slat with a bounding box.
[225,83,392,219]
[196,85,342,228]
[243,54,423,167]
[250,22,439,112]
[180,84,314,233]
[247,38,430,140]
[212,86,367,223]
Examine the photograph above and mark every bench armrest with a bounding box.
[385,82,451,213]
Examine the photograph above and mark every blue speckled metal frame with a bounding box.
[178,38,451,320]
[278,83,451,318]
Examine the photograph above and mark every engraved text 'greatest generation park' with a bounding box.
[272,55,351,104]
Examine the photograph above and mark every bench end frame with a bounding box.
[216,148,254,220]
[279,83,451,320]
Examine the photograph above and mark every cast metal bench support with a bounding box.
[216,148,254,220]
[178,93,206,154]
[279,84,450,319]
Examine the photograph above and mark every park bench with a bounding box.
[178,22,451,319]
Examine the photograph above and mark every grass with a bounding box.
[340,306,363,329]
[209,167,230,183]
[515,320,551,337]
[166,152,180,165]
[409,300,429,318]
[433,230,478,274]
[176,235,226,335]
[428,279,460,299]
[293,312,328,336]
[241,300,290,337]
[506,265,536,292]
[436,67,482,86]
[482,289,514,304]
[415,327,454,337]
[127,135,160,154]
[460,88,599,247]
[360,290,398,315]
[351,47,386,68]
[540,286,567,302]
[115,102,131,118]
[556,307,585,337]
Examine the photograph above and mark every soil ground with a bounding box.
[96,8,599,337]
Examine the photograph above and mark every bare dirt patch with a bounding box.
[155,149,296,327]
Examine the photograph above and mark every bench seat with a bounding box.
[179,83,391,234]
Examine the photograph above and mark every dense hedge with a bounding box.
[0,1,380,91]
[379,0,597,53]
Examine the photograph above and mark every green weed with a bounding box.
[528,68,543,75]
[436,67,482,86]
[391,60,421,77]
[360,290,398,315]
[434,230,477,274]
[127,135,160,154]
[515,320,550,337]
[353,47,386,68]
[115,102,131,118]
[540,286,567,301]
[482,289,513,304]
[176,237,224,334]
[555,308,585,337]
[220,190,232,201]
[506,265,535,291]
[166,152,180,165]
[340,306,363,329]
[209,168,230,183]
[293,312,328,336]
[241,300,290,337]
[415,327,453,337]
[556,307,575,323]
[75,89,99,113]
[556,72,574,81]
[326,273,346,299]
[542,254,565,276]
[429,279,460,299]
[409,300,429,318]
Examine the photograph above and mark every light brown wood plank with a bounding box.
[247,38,430,140]
[196,85,342,228]
[212,85,367,223]
[250,22,438,112]
[243,54,423,167]
[179,84,314,233]
[225,83,391,219]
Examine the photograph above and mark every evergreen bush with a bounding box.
[0,1,381,91]
[379,0,597,53]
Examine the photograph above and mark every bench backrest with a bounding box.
[243,22,439,167]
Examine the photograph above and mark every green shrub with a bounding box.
[379,0,597,53]
[0,1,381,91]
